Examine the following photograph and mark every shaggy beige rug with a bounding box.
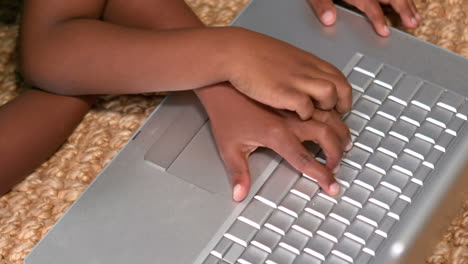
[0,0,467,263]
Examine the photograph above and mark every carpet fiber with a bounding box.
[0,0,467,263]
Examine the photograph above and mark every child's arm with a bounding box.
[309,0,421,36]
[20,0,352,119]
[0,90,95,195]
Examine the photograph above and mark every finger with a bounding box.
[279,89,316,120]
[294,76,338,111]
[312,109,352,151]
[391,0,418,28]
[308,0,338,26]
[220,146,252,202]
[408,0,421,21]
[268,132,340,195]
[347,0,390,36]
[294,119,344,173]
[298,65,352,114]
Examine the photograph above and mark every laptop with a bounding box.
[25,0,468,263]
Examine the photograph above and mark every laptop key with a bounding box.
[403,137,433,160]
[352,89,362,106]
[343,184,372,208]
[304,234,335,261]
[437,90,465,113]
[377,135,406,159]
[292,211,322,237]
[380,169,410,193]
[345,113,368,136]
[363,82,391,104]
[326,253,352,264]
[411,166,432,185]
[363,234,385,256]
[376,216,397,238]
[392,153,421,176]
[352,98,380,120]
[255,170,299,208]
[400,104,428,127]
[335,165,359,188]
[330,200,360,225]
[238,199,274,229]
[388,198,409,220]
[342,147,371,170]
[377,99,405,121]
[332,236,363,263]
[224,220,258,247]
[278,193,308,218]
[445,117,465,136]
[290,177,319,201]
[292,253,322,264]
[211,238,234,259]
[426,106,454,128]
[355,130,382,153]
[415,121,444,144]
[251,228,281,254]
[411,83,444,111]
[317,217,347,243]
[373,65,402,89]
[264,210,295,236]
[347,70,373,92]
[365,152,394,176]
[369,185,399,210]
[365,114,394,137]
[203,255,222,264]
[456,101,468,120]
[354,55,382,78]
[435,133,455,152]
[389,119,418,142]
[354,168,384,192]
[305,195,335,219]
[423,149,444,169]
[223,242,245,264]
[265,247,296,264]
[355,252,373,264]
[279,229,310,255]
[357,202,387,227]
[237,245,269,264]
[344,219,375,245]
[400,181,421,203]
[388,75,422,106]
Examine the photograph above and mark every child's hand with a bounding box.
[308,0,421,36]
[196,83,352,202]
[226,27,352,120]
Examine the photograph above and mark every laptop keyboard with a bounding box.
[202,53,467,264]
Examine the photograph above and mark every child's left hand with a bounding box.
[308,0,421,36]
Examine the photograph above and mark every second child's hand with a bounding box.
[308,0,421,36]
[196,83,352,202]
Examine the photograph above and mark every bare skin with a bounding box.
[0,0,420,199]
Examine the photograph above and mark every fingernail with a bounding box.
[329,182,340,196]
[382,25,390,36]
[345,141,353,152]
[410,17,417,26]
[321,11,335,25]
[333,164,341,174]
[233,184,243,201]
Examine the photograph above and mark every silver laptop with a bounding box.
[25,0,468,263]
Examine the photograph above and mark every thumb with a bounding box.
[308,0,337,26]
[221,148,252,202]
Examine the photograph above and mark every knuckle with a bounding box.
[295,152,314,171]
[267,124,288,139]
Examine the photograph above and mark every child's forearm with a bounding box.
[20,18,238,96]
[0,90,95,195]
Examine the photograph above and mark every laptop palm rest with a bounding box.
[166,121,280,195]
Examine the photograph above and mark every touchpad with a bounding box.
[166,122,280,195]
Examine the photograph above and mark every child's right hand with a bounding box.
[225,27,352,120]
